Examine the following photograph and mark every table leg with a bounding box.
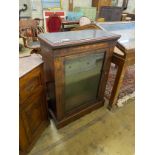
[108,61,127,110]
[62,23,64,31]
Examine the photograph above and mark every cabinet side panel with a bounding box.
[54,57,65,120]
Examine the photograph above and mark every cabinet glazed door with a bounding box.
[64,50,105,113]
[54,48,113,120]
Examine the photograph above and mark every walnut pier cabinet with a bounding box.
[38,30,120,128]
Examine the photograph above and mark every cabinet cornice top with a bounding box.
[38,30,120,49]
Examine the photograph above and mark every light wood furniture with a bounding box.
[96,17,105,22]
[61,19,79,31]
[92,0,112,11]
[96,21,135,109]
[126,13,135,21]
[125,17,132,21]
[38,30,120,128]
[121,13,128,21]
[71,23,100,31]
[68,0,73,11]
[122,13,135,21]
[19,54,49,154]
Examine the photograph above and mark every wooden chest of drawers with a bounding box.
[19,54,49,154]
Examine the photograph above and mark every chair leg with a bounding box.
[108,61,127,110]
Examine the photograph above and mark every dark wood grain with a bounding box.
[108,48,135,110]
[92,0,112,11]
[39,29,120,128]
[19,62,49,154]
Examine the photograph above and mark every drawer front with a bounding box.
[20,66,43,104]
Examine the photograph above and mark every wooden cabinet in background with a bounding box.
[92,0,112,11]
[19,54,49,154]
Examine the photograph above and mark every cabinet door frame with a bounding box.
[54,47,113,120]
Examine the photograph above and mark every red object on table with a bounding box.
[47,14,62,32]
[43,10,65,32]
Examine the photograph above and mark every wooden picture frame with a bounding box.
[42,0,62,10]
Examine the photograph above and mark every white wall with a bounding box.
[74,0,92,7]
[126,0,135,13]
[31,0,92,18]
[19,0,32,17]
[27,0,134,19]
[31,0,43,18]
[117,0,135,13]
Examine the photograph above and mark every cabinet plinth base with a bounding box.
[49,100,105,129]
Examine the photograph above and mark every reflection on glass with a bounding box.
[39,30,115,44]
[98,22,135,50]
[64,52,105,113]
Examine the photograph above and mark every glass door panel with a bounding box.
[64,51,105,113]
